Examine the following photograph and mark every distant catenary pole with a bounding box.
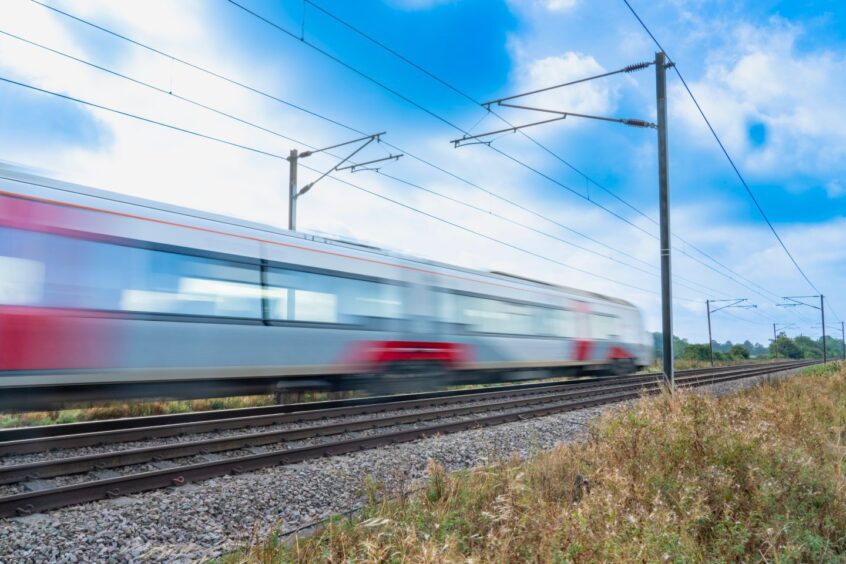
[821,294,827,363]
[706,299,714,367]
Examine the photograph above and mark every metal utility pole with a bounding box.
[450,54,664,382]
[655,51,673,390]
[705,298,756,366]
[821,294,827,363]
[777,295,827,363]
[288,149,299,231]
[706,299,713,365]
[812,321,844,362]
[285,133,402,231]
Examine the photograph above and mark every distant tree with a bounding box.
[729,344,750,359]
[653,333,691,359]
[751,342,769,357]
[680,343,711,361]
[674,336,689,359]
[818,335,844,359]
[770,334,802,359]
[713,340,734,354]
[794,335,822,359]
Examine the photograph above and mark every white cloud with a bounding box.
[545,0,578,11]
[384,0,454,10]
[671,18,846,193]
[507,0,579,13]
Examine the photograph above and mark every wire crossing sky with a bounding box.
[0,0,842,344]
[622,0,829,305]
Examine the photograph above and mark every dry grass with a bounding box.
[0,394,280,429]
[234,361,846,562]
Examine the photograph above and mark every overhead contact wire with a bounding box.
[0,74,700,303]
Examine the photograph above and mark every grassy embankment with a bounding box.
[237,361,846,562]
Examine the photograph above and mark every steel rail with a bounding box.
[0,376,607,442]
[0,378,675,484]
[0,362,779,456]
[0,377,640,456]
[0,362,806,483]
[0,361,815,518]
[0,361,795,444]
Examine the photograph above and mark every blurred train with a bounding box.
[0,167,653,411]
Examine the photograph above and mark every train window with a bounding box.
[0,226,263,318]
[0,227,135,311]
[0,255,44,305]
[120,250,261,318]
[590,313,618,340]
[544,309,575,338]
[266,268,401,324]
[441,292,543,336]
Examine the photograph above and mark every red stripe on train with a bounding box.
[573,339,592,361]
[344,341,472,368]
[607,346,633,360]
[0,307,112,370]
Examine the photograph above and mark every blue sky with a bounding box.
[0,0,843,346]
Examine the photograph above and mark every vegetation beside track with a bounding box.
[238,361,846,562]
[0,395,280,429]
[0,358,819,429]
[0,376,594,429]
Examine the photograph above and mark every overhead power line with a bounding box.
[0,73,705,303]
[620,0,828,303]
[0,77,287,160]
[825,295,842,322]
[0,28,713,295]
[26,2,663,264]
[288,0,804,314]
[21,1,736,300]
[27,0,799,316]
[225,0,662,241]
[298,162,695,301]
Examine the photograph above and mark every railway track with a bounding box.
[0,360,815,518]
[0,361,784,444]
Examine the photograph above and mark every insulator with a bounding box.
[623,119,656,128]
[623,61,652,73]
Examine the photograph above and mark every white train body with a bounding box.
[0,168,653,409]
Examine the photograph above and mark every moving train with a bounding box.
[0,167,653,410]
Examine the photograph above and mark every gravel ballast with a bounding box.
[0,367,806,562]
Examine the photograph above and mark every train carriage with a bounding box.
[0,167,653,410]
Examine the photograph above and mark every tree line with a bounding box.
[653,332,845,362]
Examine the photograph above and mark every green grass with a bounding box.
[233,361,846,563]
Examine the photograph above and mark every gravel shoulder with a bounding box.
[0,367,803,563]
